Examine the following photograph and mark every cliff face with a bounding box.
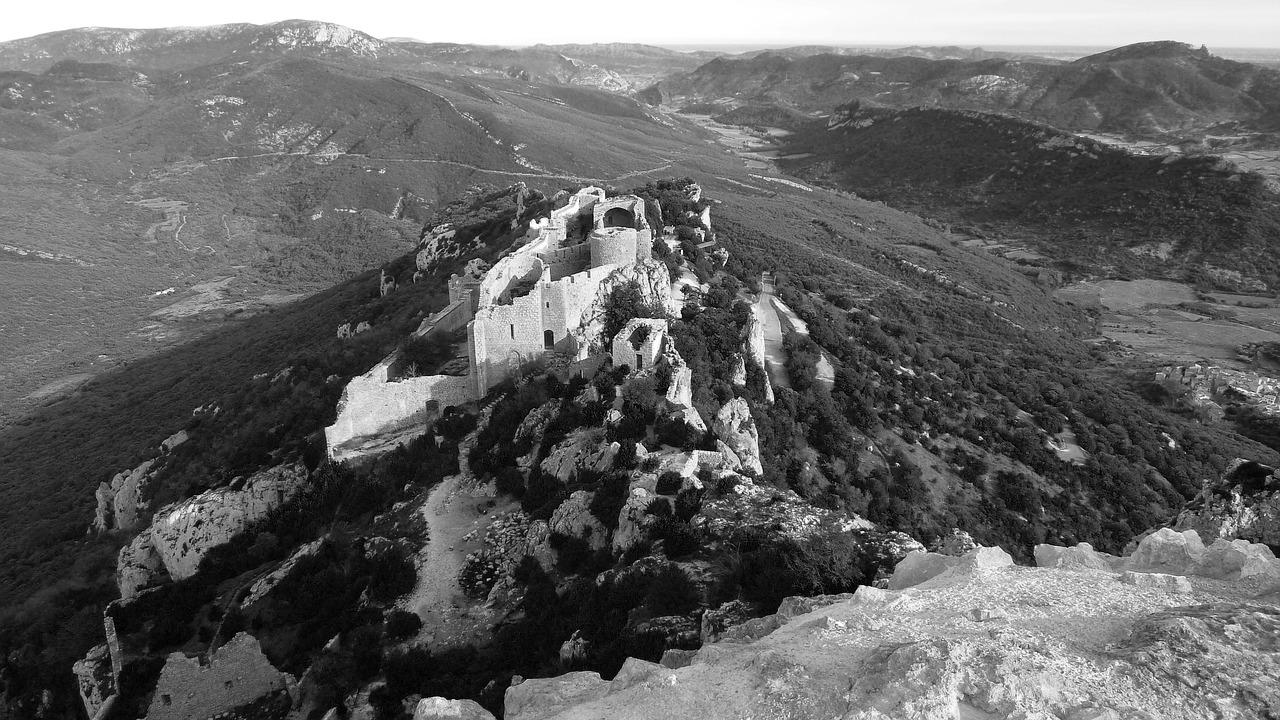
[493,539,1280,720]
[1176,459,1280,547]
[115,462,309,598]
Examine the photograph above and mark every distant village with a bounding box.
[1156,363,1280,420]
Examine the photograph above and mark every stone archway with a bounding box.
[602,207,636,228]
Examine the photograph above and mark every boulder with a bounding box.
[558,631,590,667]
[663,346,694,409]
[729,353,747,387]
[1194,538,1280,581]
[1125,528,1206,575]
[160,430,190,452]
[613,487,657,554]
[712,398,761,475]
[1120,571,1194,594]
[540,433,618,484]
[505,672,607,720]
[1034,542,1118,571]
[413,697,496,720]
[150,463,308,580]
[549,491,608,552]
[117,532,166,599]
[887,550,957,590]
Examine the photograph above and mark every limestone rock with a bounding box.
[887,550,956,590]
[671,407,707,436]
[1125,527,1206,575]
[72,643,114,720]
[380,269,397,297]
[729,353,747,387]
[413,697,496,720]
[502,554,1280,720]
[662,345,693,409]
[337,322,353,339]
[1034,542,1118,571]
[540,433,618,484]
[711,398,761,475]
[116,532,166,599]
[558,631,590,667]
[515,400,564,445]
[1176,459,1280,547]
[744,305,773,403]
[1194,538,1280,581]
[612,487,657,554]
[572,259,675,356]
[94,459,156,533]
[700,600,755,644]
[777,593,856,619]
[242,539,326,611]
[150,463,308,580]
[505,672,608,720]
[629,616,699,651]
[1120,571,1194,593]
[549,491,608,552]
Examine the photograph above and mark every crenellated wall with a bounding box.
[590,227,640,268]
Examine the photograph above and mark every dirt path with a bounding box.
[755,272,792,390]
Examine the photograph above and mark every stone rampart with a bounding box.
[325,356,475,457]
[592,195,647,230]
[479,252,547,307]
[146,633,289,720]
[589,228,640,269]
[541,242,592,280]
[411,298,473,340]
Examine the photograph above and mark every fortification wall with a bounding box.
[539,242,592,280]
[590,228,639,269]
[542,264,618,356]
[478,252,547,307]
[593,195,648,229]
[472,288,549,393]
[146,633,287,720]
[411,298,473,340]
[325,357,475,456]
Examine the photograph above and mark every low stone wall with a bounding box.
[325,364,474,457]
[412,299,473,340]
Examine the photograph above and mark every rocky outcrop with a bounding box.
[549,491,608,552]
[1033,541,1119,571]
[1176,459,1280,547]
[148,463,309,582]
[743,305,773,403]
[661,344,693,410]
[540,432,618,484]
[72,644,114,720]
[612,487,657,554]
[711,398,761,475]
[379,269,397,297]
[116,532,166,600]
[413,697,496,720]
[93,459,156,533]
[572,260,675,356]
[500,540,1280,720]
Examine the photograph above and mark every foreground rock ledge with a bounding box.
[453,544,1280,720]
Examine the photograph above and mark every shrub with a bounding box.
[655,471,684,495]
[674,486,703,522]
[384,610,423,640]
[366,546,417,603]
[645,565,700,616]
[590,472,632,529]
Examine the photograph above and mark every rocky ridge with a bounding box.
[422,528,1280,720]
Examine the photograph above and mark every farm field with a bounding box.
[1056,279,1280,367]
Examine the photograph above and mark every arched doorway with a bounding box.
[544,330,555,349]
[602,207,636,228]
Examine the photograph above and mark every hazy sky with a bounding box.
[3,0,1278,49]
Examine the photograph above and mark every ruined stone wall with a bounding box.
[611,319,668,372]
[592,195,648,230]
[478,253,548,308]
[146,633,287,720]
[544,264,618,358]
[472,287,549,393]
[448,274,482,312]
[325,357,475,457]
[540,243,592,280]
[589,228,640,269]
[411,298,473,340]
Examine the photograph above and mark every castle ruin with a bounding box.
[325,187,673,460]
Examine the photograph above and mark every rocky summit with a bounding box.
[428,535,1280,720]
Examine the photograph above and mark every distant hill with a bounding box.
[0,20,398,72]
[780,104,1280,289]
[642,41,1280,136]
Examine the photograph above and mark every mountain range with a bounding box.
[643,40,1280,137]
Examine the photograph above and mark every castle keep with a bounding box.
[325,187,671,461]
